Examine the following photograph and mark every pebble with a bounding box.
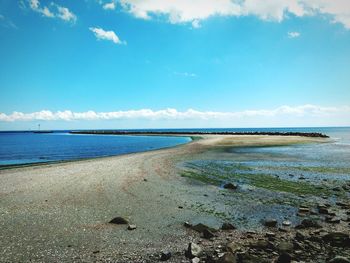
[185,243,203,258]
[264,219,278,227]
[217,252,236,263]
[299,207,310,213]
[295,231,308,241]
[160,251,171,261]
[184,221,192,228]
[318,207,329,214]
[249,239,272,250]
[127,224,137,230]
[282,220,291,226]
[226,242,240,254]
[277,241,293,253]
[266,232,276,238]
[325,217,341,224]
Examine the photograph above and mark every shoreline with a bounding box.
[1,135,349,262]
[0,133,329,171]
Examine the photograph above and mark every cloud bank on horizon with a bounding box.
[1,105,349,125]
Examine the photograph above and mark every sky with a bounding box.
[0,0,350,130]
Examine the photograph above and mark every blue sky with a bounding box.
[0,0,350,130]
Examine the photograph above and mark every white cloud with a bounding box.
[56,6,77,22]
[103,1,116,10]
[119,0,241,23]
[191,19,201,28]
[240,0,307,22]
[118,0,350,29]
[1,105,349,122]
[41,6,55,18]
[89,27,126,45]
[29,0,54,18]
[29,0,39,10]
[28,0,76,23]
[307,0,350,29]
[288,31,301,38]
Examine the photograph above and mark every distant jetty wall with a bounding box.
[69,131,329,138]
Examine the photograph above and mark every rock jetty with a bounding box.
[70,130,329,138]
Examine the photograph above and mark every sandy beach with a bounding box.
[1,135,349,263]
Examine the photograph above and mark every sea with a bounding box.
[0,127,349,167]
[0,131,191,166]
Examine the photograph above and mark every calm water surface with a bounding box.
[0,132,191,166]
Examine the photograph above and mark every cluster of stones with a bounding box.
[152,199,350,263]
[108,193,350,262]
[159,219,350,263]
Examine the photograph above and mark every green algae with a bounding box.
[181,161,335,196]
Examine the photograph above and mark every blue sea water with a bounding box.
[0,127,349,167]
[0,132,191,166]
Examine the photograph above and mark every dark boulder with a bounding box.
[202,228,215,239]
[223,183,238,190]
[295,218,321,229]
[109,217,129,224]
[221,222,236,230]
[276,253,292,263]
[191,223,217,233]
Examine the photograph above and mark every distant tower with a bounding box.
[38,124,41,131]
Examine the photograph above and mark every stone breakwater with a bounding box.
[70,131,329,138]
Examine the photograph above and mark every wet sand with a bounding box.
[0,135,327,262]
